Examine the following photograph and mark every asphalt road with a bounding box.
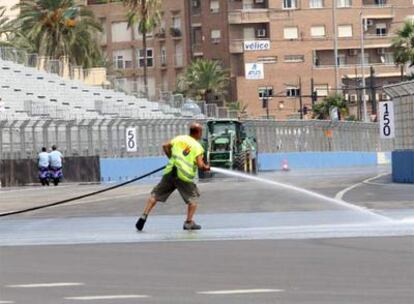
[0,166,413,304]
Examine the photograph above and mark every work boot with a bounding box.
[135,215,147,231]
[183,220,201,230]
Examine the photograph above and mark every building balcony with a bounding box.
[361,4,395,17]
[228,9,270,24]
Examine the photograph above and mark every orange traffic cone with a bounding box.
[282,159,290,171]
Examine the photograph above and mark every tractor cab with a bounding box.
[201,120,257,174]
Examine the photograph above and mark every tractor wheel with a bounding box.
[234,151,246,172]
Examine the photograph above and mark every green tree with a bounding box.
[392,21,414,67]
[123,0,161,98]
[177,59,230,102]
[312,93,348,120]
[227,100,248,118]
[11,0,103,68]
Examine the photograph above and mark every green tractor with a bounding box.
[201,120,257,175]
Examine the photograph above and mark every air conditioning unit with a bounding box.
[381,93,390,100]
[348,49,358,56]
[256,28,267,38]
[367,20,374,27]
[350,94,358,103]
[377,48,386,55]
[192,0,200,7]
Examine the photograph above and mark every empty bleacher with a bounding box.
[0,58,200,120]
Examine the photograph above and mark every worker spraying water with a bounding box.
[136,123,210,231]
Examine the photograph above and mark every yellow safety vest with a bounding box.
[164,135,204,183]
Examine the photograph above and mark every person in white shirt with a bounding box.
[48,145,63,169]
[38,147,49,169]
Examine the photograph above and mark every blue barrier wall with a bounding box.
[100,152,381,182]
[100,157,167,182]
[258,152,378,171]
[392,150,414,183]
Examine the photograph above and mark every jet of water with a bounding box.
[210,167,393,223]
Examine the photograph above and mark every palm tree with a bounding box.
[312,93,348,120]
[11,0,103,68]
[123,0,161,98]
[0,6,12,43]
[392,21,414,78]
[177,59,230,102]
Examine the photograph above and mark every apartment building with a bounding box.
[86,0,190,100]
[187,0,414,119]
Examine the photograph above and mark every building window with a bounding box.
[133,26,153,40]
[210,0,220,13]
[284,27,299,39]
[284,55,305,62]
[314,84,329,97]
[175,43,184,67]
[111,22,131,43]
[172,16,181,30]
[160,46,167,66]
[375,0,386,5]
[338,54,346,66]
[286,87,300,97]
[337,0,352,8]
[258,87,273,99]
[112,49,133,69]
[338,25,353,37]
[211,29,221,43]
[310,26,326,38]
[283,0,297,9]
[309,0,324,8]
[258,56,278,64]
[358,53,370,65]
[383,52,394,64]
[376,23,387,36]
[137,48,154,67]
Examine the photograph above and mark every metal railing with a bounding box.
[0,119,393,160]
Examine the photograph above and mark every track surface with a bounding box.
[0,166,413,304]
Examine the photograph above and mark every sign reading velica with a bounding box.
[243,40,271,51]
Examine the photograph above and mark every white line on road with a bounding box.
[197,289,284,295]
[64,295,149,300]
[334,173,389,201]
[6,282,84,288]
[0,301,15,303]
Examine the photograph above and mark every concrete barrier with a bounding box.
[0,156,101,187]
[100,152,384,182]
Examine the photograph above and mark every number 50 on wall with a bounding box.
[379,101,395,139]
[126,127,138,152]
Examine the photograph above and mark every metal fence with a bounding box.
[384,81,414,150]
[0,119,393,160]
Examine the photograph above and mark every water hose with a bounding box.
[0,166,166,217]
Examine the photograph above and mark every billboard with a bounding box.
[243,40,271,51]
[245,63,264,80]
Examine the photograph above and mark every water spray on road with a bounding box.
[210,167,393,223]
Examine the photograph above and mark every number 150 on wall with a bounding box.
[379,101,395,139]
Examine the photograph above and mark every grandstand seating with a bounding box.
[0,58,199,120]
